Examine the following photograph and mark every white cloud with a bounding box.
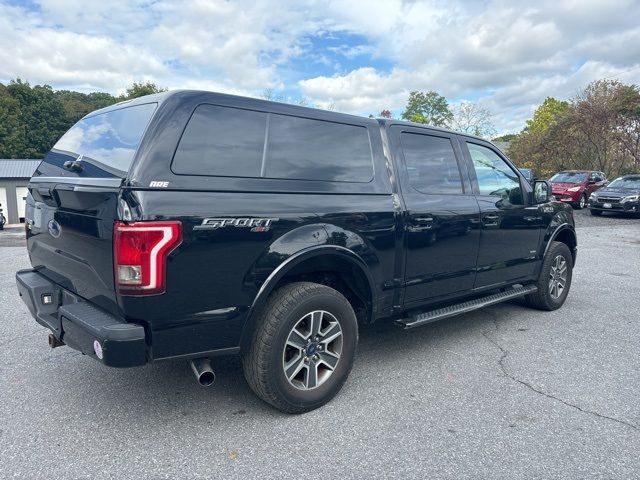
[1,0,639,132]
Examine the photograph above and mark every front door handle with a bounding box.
[415,216,433,223]
[414,217,434,229]
[482,213,500,226]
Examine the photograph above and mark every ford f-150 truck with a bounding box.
[16,91,577,413]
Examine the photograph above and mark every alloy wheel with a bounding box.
[282,310,343,390]
[549,255,568,300]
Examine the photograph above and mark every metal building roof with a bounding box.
[0,159,41,179]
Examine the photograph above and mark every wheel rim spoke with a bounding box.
[286,328,308,349]
[285,353,305,380]
[319,321,342,344]
[282,309,343,391]
[309,311,323,337]
[319,351,339,370]
[305,361,318,389]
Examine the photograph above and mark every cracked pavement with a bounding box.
[1,217,639,479]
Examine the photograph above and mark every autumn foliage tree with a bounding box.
[508,81,640,178]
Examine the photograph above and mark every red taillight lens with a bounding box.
[113,221,182,296]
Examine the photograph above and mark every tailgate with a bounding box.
[27,178,121,315]
[24,102,157,316]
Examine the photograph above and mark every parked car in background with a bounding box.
[0,203,5,230]
[518,168,535,184]
[588,174,640,216]
[549,170,607,209]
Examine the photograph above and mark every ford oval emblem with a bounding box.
[48,219,61,238]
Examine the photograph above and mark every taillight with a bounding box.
[113,221,182,296]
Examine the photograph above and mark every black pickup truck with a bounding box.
[16,91,577,413]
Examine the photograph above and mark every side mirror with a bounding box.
[533,180,552,204]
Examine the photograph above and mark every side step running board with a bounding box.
[397,285,538,329]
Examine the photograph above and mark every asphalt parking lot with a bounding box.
[1,209,639,479]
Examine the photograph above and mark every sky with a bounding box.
[1,0,640,134]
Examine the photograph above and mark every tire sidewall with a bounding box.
[266,288,358,410]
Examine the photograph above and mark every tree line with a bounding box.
[2,77,638,179]
[375,79,640,179]
[506,80,640,178]
[0,79,165,158]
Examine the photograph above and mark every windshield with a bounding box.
[608,177,640,189]
[550,172,588,183]
[51,103,157,175]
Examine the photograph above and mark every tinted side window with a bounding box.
[173,105,267,177]
[400,133,463,194]
[266,115,373,182]
[467,143,523,204]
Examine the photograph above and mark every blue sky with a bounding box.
[1,0,640,133]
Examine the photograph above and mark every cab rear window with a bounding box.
[50,103,157,175]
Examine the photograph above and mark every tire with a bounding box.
[525,241,573,311]
[576,194,587,209]
[242,282,358,413]
[590,209,603,216]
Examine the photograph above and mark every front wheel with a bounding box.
[525,241,573,311]
[576,194,587,209]
[242,282,358,413]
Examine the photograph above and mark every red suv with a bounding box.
[550,170,607,209]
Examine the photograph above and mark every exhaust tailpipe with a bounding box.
[190,358,215,387]
[48,334,65,349]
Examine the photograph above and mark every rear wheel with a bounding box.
[242,282,358,413]
[525,241,573,311]
[590,208,603,216]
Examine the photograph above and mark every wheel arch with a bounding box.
[543,223,577,264]
[239,245,376,352]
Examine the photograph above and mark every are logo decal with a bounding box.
[194,217,279,232]
[149,181,170,188]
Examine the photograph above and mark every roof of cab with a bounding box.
[85,89,373,125]
[375,118,490,143]
[83,90,494,144]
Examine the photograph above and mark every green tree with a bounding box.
[55,90,117,123]
[0,79,164,159]
[118,81,167,101]
[401,90,453,127]
[0,83,24,158]
[524,97,569,134]
[5,79,69,158]
[492,133,517,143]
